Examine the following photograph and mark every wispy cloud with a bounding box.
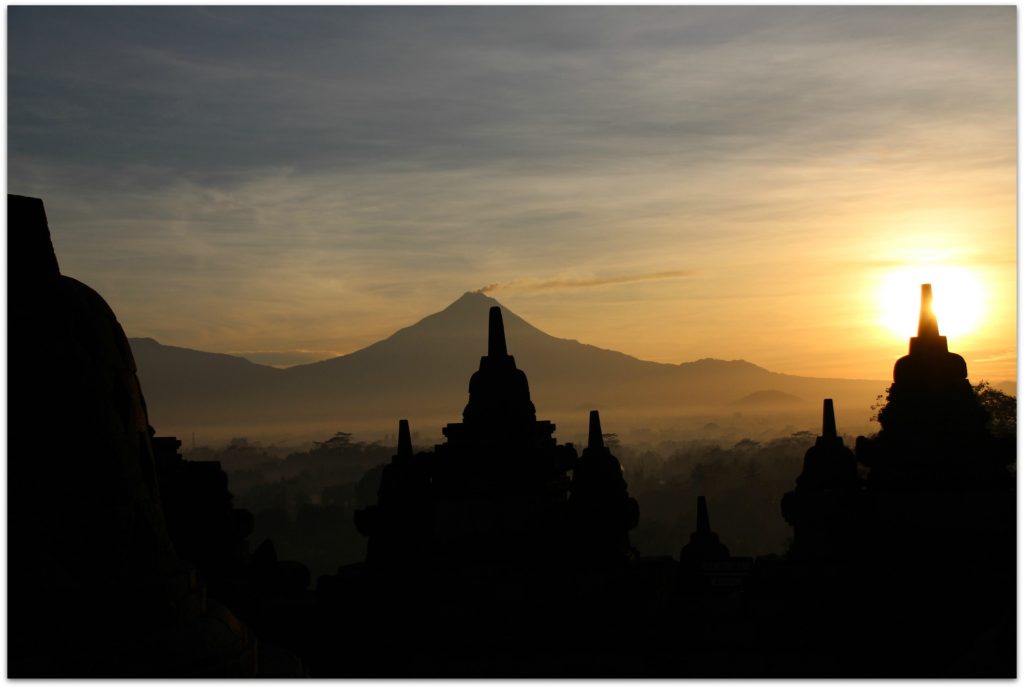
[476,270,694,294]
[7,7,1016,381]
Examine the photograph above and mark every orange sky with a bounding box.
[10,7,1017,384]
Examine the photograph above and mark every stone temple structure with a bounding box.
[566,410,640,563]
[354,418,432,568]
[788,283,1016,676]
[856,283,996,488]
[679,496,730,566]
[335,307,642,677]
[852,282,1014,550]
[356,306,637,572]
[780,399,863,560]
[430,306,578,565]
[13,193,1011,675]
[8,195,261,676]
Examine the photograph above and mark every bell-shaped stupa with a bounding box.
[679,496,731,565]
[858,284,991,485]
[781,400,863,560]
[567,411,639,561]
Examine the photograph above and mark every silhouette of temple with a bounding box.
[10,193,1013,677]
[355,306,635,571]
[430,307,579,565]
[152,435,311,604]
[353,418,432,567]
[781,399,863,560]
[7,195,301,677]
[856,284,996,487]
[674,496,753,597]
[679,496,730,565]
[848,283,1013,588]
[567,410,640,562]
[779,284,1016,676]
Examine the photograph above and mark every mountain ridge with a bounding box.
[143,292,782,375]
[128,291,889,442]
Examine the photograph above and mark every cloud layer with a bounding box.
[476,270,695,295]
[8,7,1016,380]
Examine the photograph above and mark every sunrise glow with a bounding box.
[877,265,986,340]
[7,7,1015,384]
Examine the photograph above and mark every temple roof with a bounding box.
[894,283,968,386]
[9,194,60,281]
[397,419,412,458]
[908,283,948,355]
[459,306,538,430]
[587,410,604,451]
[680,495,731,563]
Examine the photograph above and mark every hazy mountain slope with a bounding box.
[129,292,888,441]
[281,292,681,413]
[131,337,284,423]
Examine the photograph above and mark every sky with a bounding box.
[7,6,1017,382]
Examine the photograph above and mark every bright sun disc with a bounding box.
[877,266,985,340]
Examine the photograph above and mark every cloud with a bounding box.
[6,7,1015,380]
[8,6,1014,187]
[477,270,694,294]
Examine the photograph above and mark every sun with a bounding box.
[877,265,986,340]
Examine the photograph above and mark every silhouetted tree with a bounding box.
[973,381,1016,438]
[870,379,1015,439]
[316,431,354,449]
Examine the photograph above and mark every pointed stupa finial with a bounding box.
[397,419,412,458]
[488,306,508,358]
[588,410,604,451]
[696,495,711,534]
[822,399,837,439]
[9,195,60,280]
[917,283,940,339]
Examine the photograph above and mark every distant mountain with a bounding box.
[130,291,887,442]
[732,390,805,408]
[131,337,283,388]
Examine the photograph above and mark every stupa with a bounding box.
[781,399,863,560]
[567,410,640,561]
[857,284,994,487]
[7,195,261,676]
[356,306,577,569]
[679,496,731,565]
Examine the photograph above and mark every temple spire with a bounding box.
[917,283,940,339]
[488,306,508,358]
[9,194,60,280]
[397,419,412,458]
[696,495,711,535]
[822,399,837,439]
[588,410,604,451]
